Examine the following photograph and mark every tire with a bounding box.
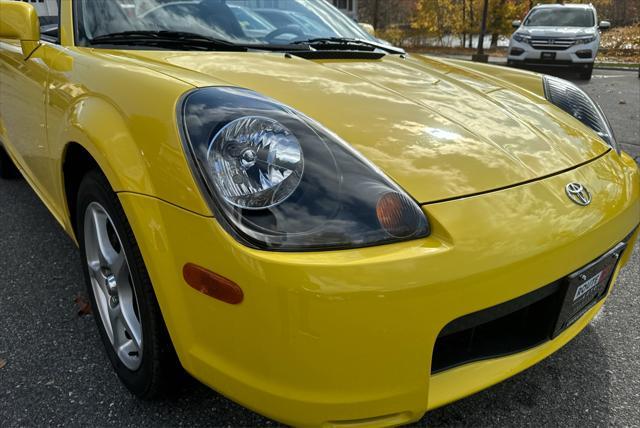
[578,64,594,81]
[76,169,178,398]
[0,144,20,179]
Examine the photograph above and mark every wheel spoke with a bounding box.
[87,260,108,296]
[107,301,124,344]
[84,202,143,371]
[110,301,142,369]
[91,278,114,345]
[119,295,143,351]
[91,209,120,269]
[117,339,141,364]
[87,259,102,279]
[111,251,128,284]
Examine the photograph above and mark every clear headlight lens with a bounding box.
[513,33,531,43]
[575,36,596,45]
[208,116,304,209]
[543,75,619,154]
[179,87,430,251]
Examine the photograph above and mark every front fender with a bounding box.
[59,96,153,196]
[45,47,213,224]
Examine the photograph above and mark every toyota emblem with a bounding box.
[566,183,592,206]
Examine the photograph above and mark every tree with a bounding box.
[412,0,463,45]
[488,0,528,48]
[358,0,416,31]
[475,0,490,58]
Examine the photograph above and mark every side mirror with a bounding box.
[358,23,376,36]
[0,1,40,57]
[599,21,611,30]
[512,20,522,29]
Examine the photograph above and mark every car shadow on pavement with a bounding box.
[418,324,612,426]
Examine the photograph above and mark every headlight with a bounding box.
[575,36,596,45]
[208,116,304,209]
[178,87,430,251]
[543,75,619,153]
[513,33,530,44]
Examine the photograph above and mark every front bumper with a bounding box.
[119,151,639,427]
[508,38,599,66]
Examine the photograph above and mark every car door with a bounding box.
[0,3,60,211]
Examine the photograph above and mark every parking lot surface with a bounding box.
[0,69,638,427]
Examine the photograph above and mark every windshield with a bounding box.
[76,0,374,47]
[524,8,595,27]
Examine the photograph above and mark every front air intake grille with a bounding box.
[431,279,563,374]
[431,227,638,374]
[531,38,576,50]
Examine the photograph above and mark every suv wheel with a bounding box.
[578,64,594,80]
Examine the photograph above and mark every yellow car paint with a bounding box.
[118,150,639,426]
[0,1,39,57]
[1,0,639,426]
[114,48,611,205]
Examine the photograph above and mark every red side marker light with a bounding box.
[183,263,244,305]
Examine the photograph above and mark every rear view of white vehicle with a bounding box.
[508,4,610,80]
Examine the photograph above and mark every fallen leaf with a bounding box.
[74,294,92,317]
[0,359,6,369]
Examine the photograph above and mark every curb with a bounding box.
[593,66,639,72]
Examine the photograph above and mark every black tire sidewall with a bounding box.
[578,64,594,80]
[76,170,167,398]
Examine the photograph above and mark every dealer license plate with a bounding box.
[552,242,626,337]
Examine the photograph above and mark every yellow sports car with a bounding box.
[1,0,638,426]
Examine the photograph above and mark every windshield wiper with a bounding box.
[88,31,248,52]
[292,37,405,55]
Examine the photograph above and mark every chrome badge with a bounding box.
[566,182,592,206]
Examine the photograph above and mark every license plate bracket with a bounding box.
[542,52,556,60]
[552,242,626,337]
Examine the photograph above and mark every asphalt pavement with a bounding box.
[574,69,640,162]
[1,69,639,427]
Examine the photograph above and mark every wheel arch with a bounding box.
[61,142,100,238]
[57,96,156,239]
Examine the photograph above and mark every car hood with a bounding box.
[116,50,608,204]
[521,27,596,38]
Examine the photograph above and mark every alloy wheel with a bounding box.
[84,202,143,371]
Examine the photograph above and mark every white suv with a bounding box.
[508,4,610,80]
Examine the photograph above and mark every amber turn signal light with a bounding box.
[183,263,244,305]
[376,192,422,238]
